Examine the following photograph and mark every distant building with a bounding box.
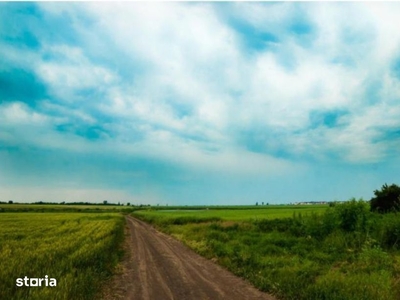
[294,201,328,205]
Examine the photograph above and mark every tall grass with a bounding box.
[0,213,124,300]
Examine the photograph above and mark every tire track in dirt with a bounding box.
[103,216,276,300]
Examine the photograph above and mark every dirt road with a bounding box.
[103,216,275,300]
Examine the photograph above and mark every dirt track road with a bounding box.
[104,216,275,300]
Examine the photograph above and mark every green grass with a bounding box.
[134,204,328,222]
[0,203,134,212]
[133,201,400,300]
[0,212,125,300]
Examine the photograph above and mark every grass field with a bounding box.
[133,201,400,300]
[0,203,134,212]
[4,202,400,299]
[0,212,124,300]
[134,204,328,223]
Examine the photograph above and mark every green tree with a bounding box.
[370,183,400,213]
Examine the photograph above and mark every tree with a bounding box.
[370,183,400,213]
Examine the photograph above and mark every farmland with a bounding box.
[134,204,327,223]
[3,201,400,300]
[0,212,124,300]
[0,203,134,213]
[133,201,400,300]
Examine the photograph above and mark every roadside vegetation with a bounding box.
[0,213,124,300]
[133,184,400,300]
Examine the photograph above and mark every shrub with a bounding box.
[379,213,400,249]
[307,269,393,300]
[333,198,370,233]
[370,183,400,213]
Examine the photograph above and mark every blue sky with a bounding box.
[1,2,400,205]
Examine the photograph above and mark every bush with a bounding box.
[307,269,393,300]
[302,199,370,242]
[370,183,400,213]
[334,198,370,233]
[379,213,400,249]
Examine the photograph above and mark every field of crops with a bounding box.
[0,212,124,300]
[0,203,134,212]
[133,201,400,300]
[134,204,328,223]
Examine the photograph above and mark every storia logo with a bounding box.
[16,275,57,287]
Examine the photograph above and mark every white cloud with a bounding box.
[5,2,400,168]
[35,45,118,102]
[0,102,47,125]
[0,102,101,153]
[3,2,400,205]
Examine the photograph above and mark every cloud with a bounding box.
[36,45,117,100]
[1,2,400,203]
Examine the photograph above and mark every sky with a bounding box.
[1,2,400,205]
